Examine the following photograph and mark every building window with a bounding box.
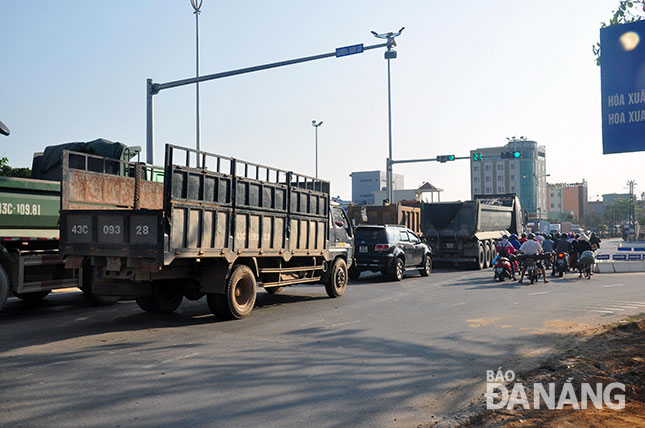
[510,186,516,192]
[474,177,480,183]
[473,165,480,172]
[485,176,491,182]
[497,164,504,171]
[510,163,515,169]
[485,165,492,171]
[485,187,492,193]
[551,203,554,208]
[510,175,515,181]
[474,187,481,194]
[497,175,504,181]
[497,186,505,193]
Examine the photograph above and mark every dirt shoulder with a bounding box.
[426,315,645,428]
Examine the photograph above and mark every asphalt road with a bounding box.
[1,266,644,428]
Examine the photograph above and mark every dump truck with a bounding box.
[420,195,525,269]
[347,203,422,235]
[0,139,141,311]
[60,144,354,320]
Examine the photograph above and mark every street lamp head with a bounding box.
[190,0,203,12]
[312,120,323,128]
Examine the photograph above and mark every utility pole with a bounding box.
[311,120,323,178]
[372,27,404,203]
[627,179,637,238]
[190,0,203,163]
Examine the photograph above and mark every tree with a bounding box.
[593,1,645,65]
[0,157,31,178]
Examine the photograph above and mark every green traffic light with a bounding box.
[448,155,455,161]
[513,151,521,158]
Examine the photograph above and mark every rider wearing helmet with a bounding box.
[518,233,549,283]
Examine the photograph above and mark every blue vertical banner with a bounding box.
[600,20,645,154]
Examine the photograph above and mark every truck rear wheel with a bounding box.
[207,264,257,320]
[16,291,50,302]
[135,281,183,314]
[0,266,9,311]
[475,244,485,270]
[81,261,119,306]
[483,242,491,269]
[325,258,347,297]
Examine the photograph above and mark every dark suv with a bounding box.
[349,225,432,281]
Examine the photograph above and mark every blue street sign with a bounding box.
[600,20,645,154]
[335,43,364,58]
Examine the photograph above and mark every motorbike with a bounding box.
[578,250,595,280]
[553,252,569,277]
[494,256,514,281]
[521,255,540,284]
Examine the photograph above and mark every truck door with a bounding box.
[332,207,352,247]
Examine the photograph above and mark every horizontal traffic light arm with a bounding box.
[389,155,470,165]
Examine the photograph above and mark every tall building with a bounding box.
[470,138,547,217]
[547,181,589,221]
[350,170,404,204]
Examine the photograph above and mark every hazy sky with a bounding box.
[1,1,642,201]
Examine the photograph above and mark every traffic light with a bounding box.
[472,152,483,161]
[501,151,521,159]
[437,154,456,163]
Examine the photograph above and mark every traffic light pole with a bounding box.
[145,40,389,164]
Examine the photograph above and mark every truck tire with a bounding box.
[483,244,490,269]
[265,286,283,295]
[389,257,404,281]
[83,289,120,306]
[475,243,485,270]
[0,266,9,311]
[325,258,348,297]
[16,291,50,302]
[207,264,257,320]
[348,266,361,280]
[135,281,183,314]
[419,255,432,277]
[81,261,119,306]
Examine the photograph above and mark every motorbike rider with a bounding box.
[509,233,521,250]
[570,234,580,269]
[518,233,549,283]
[495,235,517,279]
[554,233,572,275]
[590,232,601,250]
[576,234,593,277]
[519,233,528,244]
[541,233,555,270]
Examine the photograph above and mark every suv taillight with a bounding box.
[375,244,391,251]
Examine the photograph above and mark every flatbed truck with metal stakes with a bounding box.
[60,144,354,319]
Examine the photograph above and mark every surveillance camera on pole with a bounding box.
[371,27,405,203]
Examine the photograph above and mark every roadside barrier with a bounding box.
[594,241,645,273]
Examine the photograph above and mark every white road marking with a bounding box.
[142,352,200,369]
[591,310,615,314]
[598,307,626,311]
[528,291,549,296]
[453,302,466,306]
[602,284,624,288]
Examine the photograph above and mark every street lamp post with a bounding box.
[190,0,203,162]
[372,27,404,203]
[311,120,323,178]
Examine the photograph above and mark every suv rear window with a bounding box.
[355,227,393,243]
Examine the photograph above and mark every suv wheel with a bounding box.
[390,258,404,281]
[419,255,432,277]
